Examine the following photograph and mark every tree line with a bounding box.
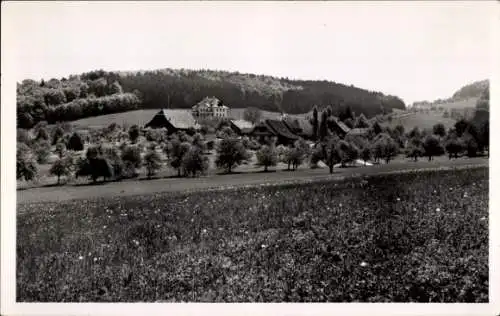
[17,75,140,129]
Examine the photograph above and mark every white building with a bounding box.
[192,96,229,119]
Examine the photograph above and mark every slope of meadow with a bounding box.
[383,112,457,131]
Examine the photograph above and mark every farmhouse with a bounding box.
[251,119,299,145]
[192,96,229,119]
[228,119,255,136]
[144,109,200,133]
[327,117,351,138]
[282,116,314,139]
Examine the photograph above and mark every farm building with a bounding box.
[228,119,254,135]
[192,96,229,119]
[251,119,300,145]
[346,128,370,137]
[327,117,351,138]
[282,116,314,139]
[144,109,200,134]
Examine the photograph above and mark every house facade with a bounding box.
[192,96,229,119]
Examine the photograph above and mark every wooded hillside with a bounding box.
[17,68,406,128]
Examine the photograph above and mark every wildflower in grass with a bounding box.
[436,208,441,212]
[360,261,369,267]
[261,244,267,249]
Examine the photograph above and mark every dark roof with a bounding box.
[328,117,351,134]
[282,116,313,137]
[230,119,254,134]
[146,109,200,130]
[265,119,300,140]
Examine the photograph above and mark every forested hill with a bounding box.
[16,68,406,129]
[452,80,489,100]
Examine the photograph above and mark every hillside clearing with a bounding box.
[382,111,457,131]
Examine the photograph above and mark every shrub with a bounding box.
[445,137,463,159]
[35,126,50,142]
[405,137,424,162]
[181,146,209,177]
[215,138,250,173]
[33,141,51,164]
[49,157,73,184]
[17,128,32,144]
[191,133,206,151]
[282,139,309,170]
[433,123,446,138]
[168,139,192,177]
[361,147,371,165]
[55,142,66,158]
[309,146,324,169]
[372,133,399,164]
[76,155,113,183]
[422,135,445,161]
[17,143,38,181]
[67,132,84,151]
[143,149,162,179]
[337,140,360,167]
[128,125,140,143]
[407,127,421,139]
[256,145,278,172]
[324,138,341,173]
[52,126,65,145]
[462,134,479,157]
[121,145,142,177]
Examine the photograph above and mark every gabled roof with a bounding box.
[265,119,300,140]
[192,96,229,109]
[347,128,370,136]
[282,116,314,137]
[149,109,200,129]
[230,119,254,133]
[328,117,351,134]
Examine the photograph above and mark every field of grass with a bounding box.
[440,97,478,110]
[70,109,160,129]
[382,111,457,131]
[17,167,488,302]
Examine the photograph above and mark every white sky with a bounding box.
[2,1,497,105]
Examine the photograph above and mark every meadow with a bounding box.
[17,167,489,302]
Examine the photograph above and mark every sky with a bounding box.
[2,1,497,105]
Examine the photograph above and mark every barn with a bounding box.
[144,109,200,134]
[251,119,300,145]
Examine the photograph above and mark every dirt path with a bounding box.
[17,157,488,204]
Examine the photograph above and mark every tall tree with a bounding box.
[312,106,319,141]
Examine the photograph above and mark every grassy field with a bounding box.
[440,97,478,110]
[17,167,488,302]
[382,111,457,131]
[71,109,160,129]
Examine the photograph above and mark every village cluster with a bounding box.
[16,94,487,186]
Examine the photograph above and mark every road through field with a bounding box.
[17,156,488,204]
